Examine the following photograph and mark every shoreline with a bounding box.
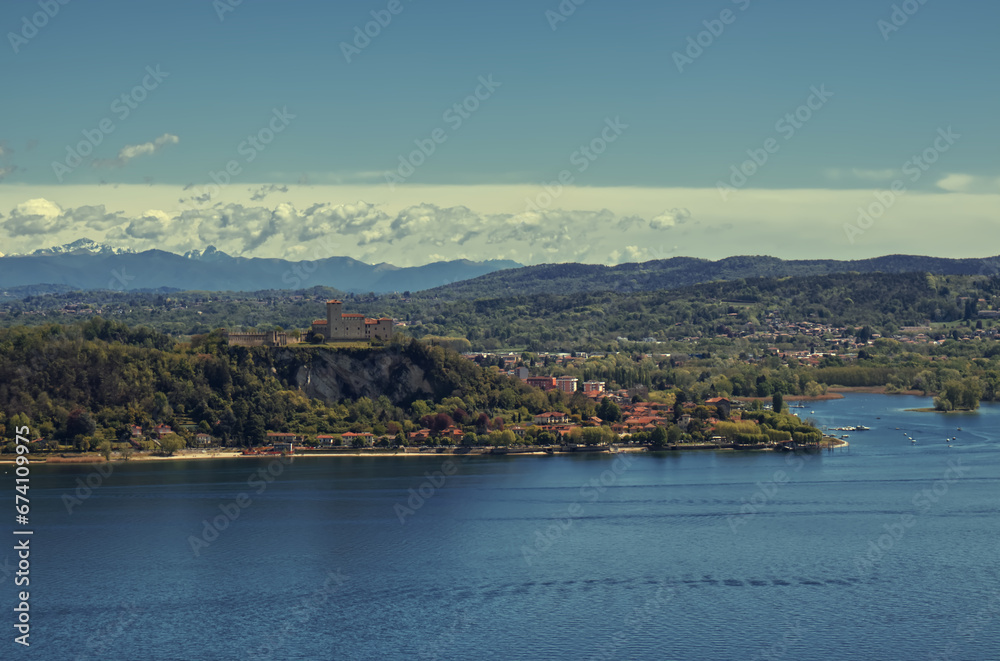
[0,440,846,465]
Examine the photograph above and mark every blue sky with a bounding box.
[1,0,998,265]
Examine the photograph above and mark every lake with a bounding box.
[4,393,999,660]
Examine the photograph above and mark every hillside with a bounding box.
[421,254,1000,298]
[0,320,549,449]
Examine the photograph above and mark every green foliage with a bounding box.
[0,321,573,449]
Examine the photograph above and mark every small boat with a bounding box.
[910,438,916,443]
[957,427,962,431]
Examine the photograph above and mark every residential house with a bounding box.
[533,411,569,425]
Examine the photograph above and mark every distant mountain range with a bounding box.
[0,239,521,294]
[420,254,1000,298]
[2,241,998,298]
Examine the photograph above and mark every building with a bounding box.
[224,329,295,347]
[533,411,569,425]
[556,376,578,394]
[526,376,557,391]
[312,300,394,342]
[316,434,339,447]
[582,380,606,394]
[193,433,215,446]
[705,397,732,417]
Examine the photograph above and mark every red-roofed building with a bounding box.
[534,411,569,425]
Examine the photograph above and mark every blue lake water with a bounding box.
[3,393,999,660]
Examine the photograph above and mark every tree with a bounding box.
[650,426,668,448]
[596,397,622,423]
[772,392,784,414]
[65,409,96,440]
[98,440,113,462]
[159,434,185,456]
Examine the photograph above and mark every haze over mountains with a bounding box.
[0,240,520,294]
[1,240,998,297]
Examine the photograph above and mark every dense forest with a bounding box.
[4,272,999,352]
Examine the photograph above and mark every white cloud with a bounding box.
[94,133,179,168]
[935,173,1000,193]
[649,208,692,229]
[5,198,64,235]
[2,184,1000,266]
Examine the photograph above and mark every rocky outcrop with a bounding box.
[272,347,435,405]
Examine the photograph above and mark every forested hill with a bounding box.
[0,320,548,449]
[420,254,1000,298]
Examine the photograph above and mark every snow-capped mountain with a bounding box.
[182,246,228,261]
[26,238,136,256]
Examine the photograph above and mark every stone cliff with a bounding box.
[271,346,436,405]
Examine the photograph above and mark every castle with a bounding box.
[225,300,393,347]
[311,300,394,341]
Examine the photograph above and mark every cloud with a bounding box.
[250,184,289,201]
[649,208,692,229]
[94,133,179,168]
[5,198,65,235]
[4,184,998,267]
[935,173,1000,193]
[0,165,16,181]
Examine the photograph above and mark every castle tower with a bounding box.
[326,300,343,339]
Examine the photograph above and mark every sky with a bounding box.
[1,0,998,266]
